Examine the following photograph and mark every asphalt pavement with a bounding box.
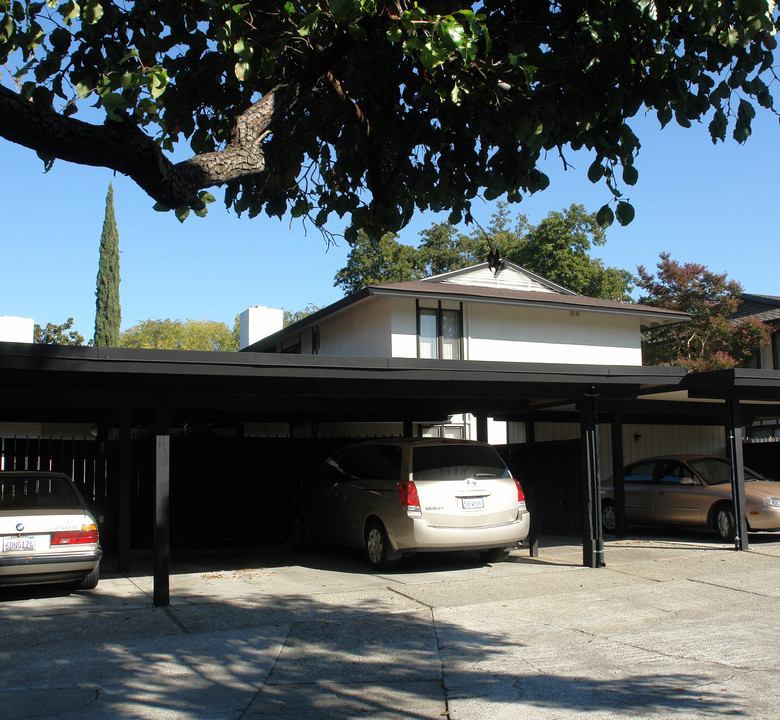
[2,531,780,719]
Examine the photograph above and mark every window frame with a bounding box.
[415,300,463,360]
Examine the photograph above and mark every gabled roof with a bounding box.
[422,260,579,295]
[730,294,780,323]
[243,262,690,352]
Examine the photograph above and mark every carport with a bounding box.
[2,342,779,605]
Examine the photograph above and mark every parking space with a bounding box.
[2,533,780,719]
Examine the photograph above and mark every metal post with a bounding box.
[525,418,539,558]
[476,415,488,443]
[725,399,749,551]
[154,396,170,607]
[580,389,604,568]
[117,406,132,574]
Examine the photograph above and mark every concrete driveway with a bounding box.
[2,532,780,719]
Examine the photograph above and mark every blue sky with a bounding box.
[1,108,778,340]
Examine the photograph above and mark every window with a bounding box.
[324,445,402,482]
[417,302,462,359]
[420,424,465,439]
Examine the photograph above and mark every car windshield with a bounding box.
[0,475,83,510]
[413,444,510,482]
[688,458,766,486]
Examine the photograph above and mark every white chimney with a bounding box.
[0,316,34,343]
[240,306,284,350]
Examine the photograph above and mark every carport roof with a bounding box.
[1,341,689,426]
[4,343,780,428]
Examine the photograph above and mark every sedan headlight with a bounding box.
[762,496,780,508]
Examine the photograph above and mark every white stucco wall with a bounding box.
[390,297,418,358]
[464,303,643,365]
[317,296,393,356]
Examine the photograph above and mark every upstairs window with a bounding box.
[417,302,462,359]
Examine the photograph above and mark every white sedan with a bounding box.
[0,471,102,589]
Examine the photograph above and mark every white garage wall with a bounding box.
[507,420,727,477]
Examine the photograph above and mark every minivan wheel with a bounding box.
[714,504,736,541]
[480,548,510,563]
[364,520,396,571]
[601,501,617,533]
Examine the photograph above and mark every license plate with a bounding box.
[3,536,36,552]
[462,497,485,510]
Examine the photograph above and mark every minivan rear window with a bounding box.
[413,444,509,482]
[334,444,403,481]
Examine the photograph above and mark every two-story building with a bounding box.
[241,260,689,443]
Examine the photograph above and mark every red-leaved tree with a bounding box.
[636,253,772,371]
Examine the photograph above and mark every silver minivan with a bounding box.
[293,438,530,569]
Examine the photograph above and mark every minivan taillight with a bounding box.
[514,479,526,505]
[398,481,421,516]
[51,524,99,546]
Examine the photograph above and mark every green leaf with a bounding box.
[596,204,614,228]
[83,0,103,24]
[100,92,128,121]
[153,202,171,212]
[330,0,353,22]
[149,69,168,98]
[49,27,71,52]
[199,191,217,205]
[58,0,80,22]
[438,19,465,51]
[708,109,727,144]
[347,22,367,41]
[622,165,638,186]
[657,105,672,128]
[615,201,635,226]
[234,60,251,81]
[233,37,253,59]
[175,205,190,222]
[587,160,604,183]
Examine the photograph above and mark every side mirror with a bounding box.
[680,477,696,485]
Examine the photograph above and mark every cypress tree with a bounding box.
[94,183,121,346]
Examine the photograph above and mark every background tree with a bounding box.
[335,204,634,300]
[34,318,87,346]
[334,232,426,295]
[284,304,321,327]
[636,252,773,370]
[120,319,238,351]
[1,2,777,238]
[94,183,121,346]
[511,205,634,300]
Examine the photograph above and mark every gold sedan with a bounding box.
[601,456,780,540]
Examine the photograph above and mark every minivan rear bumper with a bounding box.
[388,510,530,553]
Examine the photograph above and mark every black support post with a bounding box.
[580,389,604,568]
[476,415,488,443]
[117,406,132,574]
[154,396,171,607]
[525,418,539,558]
[725,399,749,551]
